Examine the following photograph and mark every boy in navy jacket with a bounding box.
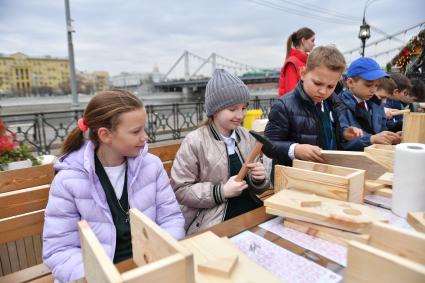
[338,57,401,151]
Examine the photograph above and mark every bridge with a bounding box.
[153,50,279,93]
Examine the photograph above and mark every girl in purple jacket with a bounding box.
[42,90,185,283]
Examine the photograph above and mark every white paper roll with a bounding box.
[392,143,425,217]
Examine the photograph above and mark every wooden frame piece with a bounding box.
[283,219,370,246]
[78,208,195,283]
[321,150,390,179]
[274,160,365,204]
[408,212,425,233]
[180,231,282,282]
[364,144,395,172]
[264,189,387,233]
[402,112,425,143]
[345,222,425,283]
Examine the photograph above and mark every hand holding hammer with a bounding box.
[235,131,275,182]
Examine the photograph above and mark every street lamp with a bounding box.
[359,21,370,57]
[358,0,377,57]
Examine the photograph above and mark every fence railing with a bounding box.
[1,96,276,154]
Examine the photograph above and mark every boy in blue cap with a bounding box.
[338,57,401,151]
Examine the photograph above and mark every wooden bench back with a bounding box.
[0,164,54,277]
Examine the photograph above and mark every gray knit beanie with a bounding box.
[205,69,250,117]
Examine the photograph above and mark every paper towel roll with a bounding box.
[392,143,425,217]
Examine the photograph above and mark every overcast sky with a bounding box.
[0,0,424,78]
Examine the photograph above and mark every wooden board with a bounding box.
[373,188,392,198]
[402,113,425,143]
[180,231,282,283]
[408,212,425,234]
[345,222,425,283]
[321,150,388,180]
[148,141,181,162]
[264,189,387,233]
[364,180,386,193]
[283,219,370,246]
[79,221,122,283]
[364,144,395,172]
[375,172,393,186]
[0,185,49,219]
[275,160,365,203]
[129,209,195,283]
[0,163,54,193]
[0,210,44,244]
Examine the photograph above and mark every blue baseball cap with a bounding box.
[345,57,388,81]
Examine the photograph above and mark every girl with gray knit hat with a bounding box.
[170,69,270,235]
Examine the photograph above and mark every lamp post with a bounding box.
[358,0,376,57]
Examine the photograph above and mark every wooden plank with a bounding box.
[283,219,370,246]
[402,113,425,143]
[364,144,395,172]
[180,231,282,283]
[293,159,359,176]
[7,242,20,273]
[408,212,425,234]
[78,221,122,283]
[345,240,425,283]
[275,163,365,203]
[148,141,181,162]
[0,210,45,244]
[0,163,54,193]
[321,150,388,179]
[364,180,386,193]
[373,188,392,198]
[16,239,28,269]
[375,172,393,186]
[198,255,238,277]
[162,160,173,178]
[264,189,387,233]
[0,185,49,219]
[129,209,195,283]
[121,254,186,283]
[33,235,43,264]
[0,263,51,283]
[24,236,37,267]
[369,222,425,265]
[0,243,11,275]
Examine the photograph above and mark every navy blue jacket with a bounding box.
[338,90,386,151]
[265,82,344,170]
[385,98,405,132]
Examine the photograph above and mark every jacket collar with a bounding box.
[208,121,241,143]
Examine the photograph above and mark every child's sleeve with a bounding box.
[338,108,372,151]
[171,138,224,208]
[264,100,294,165]
[42,173,84,283]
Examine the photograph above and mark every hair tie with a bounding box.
[77,118,89,132]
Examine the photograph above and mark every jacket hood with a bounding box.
[54,141,149,177]
[288,48,308,64]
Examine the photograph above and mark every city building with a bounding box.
[0,52,69,96]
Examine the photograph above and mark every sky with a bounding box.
[0,0,424,78]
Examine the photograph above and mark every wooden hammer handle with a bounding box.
[235,142,263,182]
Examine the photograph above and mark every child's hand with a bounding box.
[371,131,400,145]
[246,162,266,182]
[223,176,248,198]
[343,127,363,141]
[294,144,324,163]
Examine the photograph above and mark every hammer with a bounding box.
[235,131,275,181]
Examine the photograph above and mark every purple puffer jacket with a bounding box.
[42,141,185,283]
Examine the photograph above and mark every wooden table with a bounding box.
[34,207,345,282]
